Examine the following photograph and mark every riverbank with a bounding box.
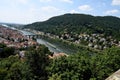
[21,29,77,54]
[22,29,80,54]
[0,25,70,56]
[24,29,103,53]
[0,25,70,59]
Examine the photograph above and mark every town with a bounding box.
[0,26,37,49]
[0,25,68,59]
[25,28,120,50]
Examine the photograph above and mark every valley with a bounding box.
[1,13,120,80]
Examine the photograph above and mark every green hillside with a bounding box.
[24,13,120,40]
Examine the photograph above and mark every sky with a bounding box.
[0,0,120,24]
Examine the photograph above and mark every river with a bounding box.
[19,30,69,53]
[4,25,73,54]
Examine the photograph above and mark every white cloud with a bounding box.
[105,9,119,14]
[60,0,73,3]
[70,10,79,13]
[41,6,59,13]
[78,5,93,11]
[112,0,120,5]
[11,0,28,4]
[7,0,29,6]
[18,0,28,4]
[37,6,65,21]
[0,9,31,24]
[0,4,66,24]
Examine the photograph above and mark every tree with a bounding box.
[0,43,6,48]
[48,73,61,80]
[0,43,15,58]
[0,55,20,80]
[25,45,51,79]
[5,62,22,80]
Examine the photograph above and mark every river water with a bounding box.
[19,30,66,53]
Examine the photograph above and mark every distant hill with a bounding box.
[24,14,120,40]
[0,22,24,28]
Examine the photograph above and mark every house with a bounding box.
[94,45,99,49]
[49,53,68,59]
[88,43,93,47]
[19,51,25,58]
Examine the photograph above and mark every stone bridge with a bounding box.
[25,34,44,39]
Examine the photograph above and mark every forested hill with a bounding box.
[24,13,120,40]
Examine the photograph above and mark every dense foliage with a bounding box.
[0,43,15,58]
[0,43,120,80]
[0,44,51,80]
[48,47,120,80]
[24,14,120,40]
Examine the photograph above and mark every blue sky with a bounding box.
[0,0,120,24]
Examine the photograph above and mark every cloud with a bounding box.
[112,0,120,5]
[29,6,61,21]
[78,5,93,11]
[39,6,65,20]
[105,9,119,14]
[0,9,31,24]
[18,0,28,4]
[12,0,28,4]
[7,0,29,6]
[41,6,59,13]
[60,0,73,3]
[70,10,79,13]
[0,4,65,24]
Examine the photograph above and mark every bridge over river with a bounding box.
[2,25,75,54]
[19,30,63,53]
[25,34,44,39]
[18,29,76,54]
